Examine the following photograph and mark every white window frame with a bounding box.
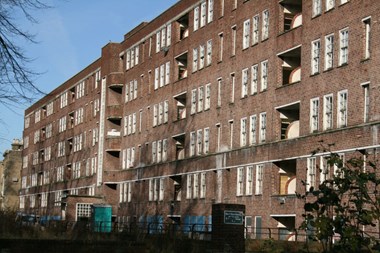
[252,15,259,45]
[240,117,247,147]
[243,19,250,49]
[194,6,200,31]
[260,60,268,91]
[337,90,348,128]
[259,112,266,143]
[249,114,257,145]
[312,0,322,17]
[262,10,269,40]
[325,34,334,70]
[255,165,263,195]
[307,157,317,192]
[236,167,244,196]
[339,28,349,66]
[323,94,334,130]
[241,68,249,97]
[310,98,320,133]
[311,39,321,75]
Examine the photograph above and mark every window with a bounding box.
[337,90,348,127]
[218,33,224,62]
[57,166,64,182]
[230,73,235,103]
[60,92,68,108]
[231,25,237,56]
[59,116,66,132]
[240,117,247,147]
[199,45,205,69]
[311,40,321,75]
[325,34,334,70]
[186,174,192,199]
[76,203,91,220]
[191,89,197,114]
[200,172,206,198]
[217,78,222,107]
[41,193,47,207]
[241,68,249,97]
[162,139,168,161]
[76,81,85,99]
[46,101,54,116]
[200,1,207,27]
[312,0,322,17]
[152,142,157,163]
[197,129,203,155]
[35,109,41,123]
[252,15,259,45]
[156,31,161,53]
[204,128,210,154]
[229,120,234,150]
[205,84,211,110]
[58,141,65,157]
[24,117,30,129]
[323,94,333,130]
[74,107,84,125]
[190,131,196,156]
[243,19,250,49]
[249,115,257,145]
[251,64,258,95]
[246,166,253,195]
[339,28,349,65]
[193,173,199,198]
[194,6,200,31]
[34,130,40,144]
[165,62,171,85]
[307,157,316,191]
[262,10,269,40]
[260,61,268,91]
[326,0,335,11]
[363,17,371,59]
[363,82,370,122]
[160,64,165,87]
[208,0,214,23]
[193,48,198,72]
[206,40,212,66]
[73,162,81,179]
[259,112,266,143]
[154,67,159,90]
[236,167,244,196]
[255,165,263,195]
[310,98,320,132]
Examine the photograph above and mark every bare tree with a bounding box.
[0,0,50,107]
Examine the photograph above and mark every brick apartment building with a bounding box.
[20,0,380,239]
[0,139,22,210]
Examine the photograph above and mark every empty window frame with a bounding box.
[311,39,321,75]
[337,90,348,128]
[310,98,320,133]
[339,28,349,66]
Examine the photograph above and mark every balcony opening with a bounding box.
[170,176,182,202]
[68,138,73,153]
[177,13,189,41]
[172,133,185,160]
[277,46,301,86]
[276,102,300,140]
[174,92,187,120]
[279,0,302,32]
[109,83,123,94]
[175,52,188,80]
[270,215,296,241]
[274,159,296,195]
[70,86,75,103]
[39,149,44,163]
[69,112,74,128]
[106,150,120,158]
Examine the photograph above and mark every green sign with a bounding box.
[224,211,244,225]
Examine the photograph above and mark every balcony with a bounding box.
[279,0,302,33]
[276,102,300,140]
[278,46,301,86]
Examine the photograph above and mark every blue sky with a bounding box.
[0,0,178,153]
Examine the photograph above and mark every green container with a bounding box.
[92,204,112,232]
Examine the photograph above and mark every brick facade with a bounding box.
[20,0,380,238]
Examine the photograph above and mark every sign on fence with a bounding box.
[224,211,244,225]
